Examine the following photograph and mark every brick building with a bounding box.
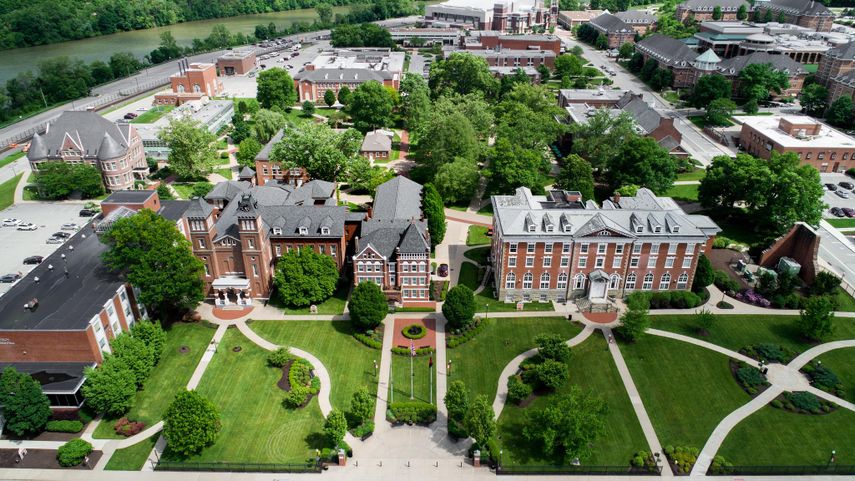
[154,60,224,106]
[753,0,834,32]
[557,9,607,28]
[217,49,257,76]
[353,177,433,307]
[635,34,703,88]
[675,0,751,22]
[293,49,404,103]
[253,129,311,187]
[738,115,855,172]
[716,51,807,97]
[490,188,720,303]
[360,130,393,161]
[442,47,556,68]
[589,13,637,48]
[425,0,557,32]
[461,31,562,55]
[615,10,658,34]
[817,42,855,100]
[27,111,147,192]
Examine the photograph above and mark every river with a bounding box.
[0,5,359,85]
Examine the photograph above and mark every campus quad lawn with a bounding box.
[676,169,705,182]
[717,405,855,465]
[388,353,436,404]
[816,347,855,402]
[0,174,21,211]
[650,315,855,355]
[458,262,484,291]
[467,225,491,246]
[832,287,855,312]
[447,317,582,401]
[463,246,490,265]
[168,328,325,463]
[497,335,648,466]
[620,335,750,448]
[473,285,555,313]
[105,435,157,471]
[94,322,215,439]
[249,320,377,411]
[269,281,349,315]
[664,184,698,202]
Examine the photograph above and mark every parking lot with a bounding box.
[821,172,855,217]
[0,203,92,296]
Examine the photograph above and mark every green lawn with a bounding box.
[804,64,819,73]
[170,183,207,200]
[474,287,555,313]
[166,328,325,463]
[458,262,483,291]
[105,434,157,471]
[0,173,21,211]
[212,166,233,180]
[389,353,436,405]
[688,115,733,129]
[0,151,25,170]
[271,281,349,315]
[448,317,582,401]
[467,225,491,246]
[662,90,680,105]
[718,406,855,465]
[676,169,705,182]
[832,287,855,312]
[131,106,174,123]
[827,218,855,229]
[497,335,648,466]
[94,322,215,439]
[816,347,855,402]
[665,184,699,201]
[464,246,490,265]
[621,336,750,448]
[249,320,378,411]
[651,314,855,355]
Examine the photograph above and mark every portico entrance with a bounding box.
[588,270,609,301]
[212,277,252,306]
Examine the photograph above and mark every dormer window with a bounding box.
[321,227,330,235]
[563,224,571,233]
[545,225,554,233]
[672,226,680,233]
[272,227,282,235]
[654,226,662,233]
[636,226,644,233]
[299,226,308,236]
[528,224,536,232]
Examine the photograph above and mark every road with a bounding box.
[817,220,855,289]
[553,28,735,166]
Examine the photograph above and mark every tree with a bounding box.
[236,137,263,168]
[102,209,205,316]
[422,183,447,248]
[253,108,286,144]
[555,154,595,201]
[570,110,636,170]
[34,162,105,200]
[90,60,114,84]
[489,137,550,194]
[349,281,388,329]
[536,63,551,81]
[798,296,835,341]
[429,52,498,98]
[737,4,748,20]
[330,23,393,48]
[256,68,297,111]
[324,89,337,107]
[428,93,494,141]
[810,272,842,297]
[690,74,731,108]
[712,5,722,19]
[324,409,348,446]
[532,359,569,390]
[444,380,470,423]
[705,98,736,126]
[158,117,217,179]
[799,83,828,116]
[110,334,155,387]
[607,136,676,194]
[694,254,714,288]
[270,123,361,183]
[764,8,773,22]
[628,52,645,73]
[273,247,339,308]
[595,33,608,50]
[464,395,496,446]
[0,367,51,436]
[163,390,221,456]
[349,387,374,424]
[400,73,432,131]
[131,320,167,364]
[618,294,650,342]
[499,68,531,97]
[522,387,607,463]
[641,58,659,81]
[82,357,137,416]
[434,158,480,205]
[110,52,145,79]
[739,63,789,105]
[415,110,478,173]
[826,96,854,127]
[649,68,674,91]
[337,86,352,106]
[618,42,635,60]
[316,3,334,25]
[535,334,572,363]
[347,80,393,131]
[442,285,476,330]
[554,54,584,78]
[301,100,316,117]
[777,11,787,23]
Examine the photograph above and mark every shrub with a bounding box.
[535,333,572,363]
[351,421,374,438]
[808,365,840,391]
[448,419,468,439]
[283,384,310,408]
[507,375,533,404]
[713,270,740,293]
[267,348,292,367]
[753,343,792,363]
[665,446,700,474]
[57,439,93,467]
[402,324,427,340]
[771,399,783,408]
[716,300,734,309]
[532,359,569,390]
[810,271,841,297]
[353,331,382,349]
[391,346,434,356]
[45,420,84,433]
[736,367,766,387]
[114,417,145,437]
[447,318,488,348]
[787,391,821,411]
[388,401,437,424]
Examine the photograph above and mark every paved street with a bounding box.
[817,220,855,285]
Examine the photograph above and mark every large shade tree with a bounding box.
[0,367,51,436]
[429,52,498,98]
[270,123,362,183]
[273,247,339,308]
[158,117,217,180]
[256,68,297,111]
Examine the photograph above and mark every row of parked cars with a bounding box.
[1,219,83,284]
[826,181,855,199]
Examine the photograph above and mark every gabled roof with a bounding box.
[716,52,806,76]
[360,130,393,152]
[185,198,214,218]
[26,111,132,162]
[636,34,699,67]
[615,10,657,23]
[206,180,253,201]
[825,41,855,60]
[767,0,832,15]
[678,0,749,9]
[238,166,255,179]
[372,176,423,220]
[590,13,634,33]
[255,129,285,162]
[617,93,666,135]
[357,219,429,257]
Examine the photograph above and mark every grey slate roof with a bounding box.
[255,129,285,162]
[678,0,749,9]
[360,130,393,152]
[590,13,634,33]
[158,200,191,221]
[239,166,256,179]
[27,111,132,162]
[294,68,394,82]
[372,176,423,221]
[616,93,666,135]
[766,0,832,15]
[615,10,657,23]
[636,34,699,67]
[358,219,429,257]
[716,52,806,76]
[185,198,215,218]
[824,41,855,60]
[206,180,253,201]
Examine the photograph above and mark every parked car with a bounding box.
[46,236,64,244]
[1,218,22,227]
[835,190,851,199]
[23,255,44,265]
[843,207,855,218]
[61,223,80,231]
[438,263,449,277]
[825,183,838,191]
[0,273,21,283]
[79,209,97,217]
[17,223,37,231]
[52,231,71,239]
[831,207,846,217]
[123,112,138,120]
[840,181,855,190]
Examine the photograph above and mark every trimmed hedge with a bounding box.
[507,375,533,405]
[391,346,434,356]
[353,331,382,350]
[45,420,84,433]
[388,401,437,425]
[402,324,427,340]
[57,439,92,467]
[628,291,704,310]
[282,359,320,408]
[447,317,488,348]
[267,348,292,367]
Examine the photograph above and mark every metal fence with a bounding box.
[154,460,322,473]
[710,464,855,476]
[497,465,662,476]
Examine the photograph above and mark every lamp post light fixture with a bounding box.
[61,254,68,277]
[373,359,378,377]
[485,304,489,320]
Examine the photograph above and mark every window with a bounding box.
[668,243,677,255]
[358,263,365,272]
[299,226,308,235]
[540,273,550,289]
[557,273,568,289]
[597,244,606,254]
[509,243,518,254]
[677,273,689,289]
[665,257,675,268]
[578,257,587,268]
[252,264,259,277]
[190,220,205,232]
[321,227,330,235]
[562,242,571,254]
[543,257,552,267]
[523,272,533,289]
[275,245,282,256]
[247,238,255,249]
[506,272,516,289]
[647,256,658,268]
[419,263,426,272]
[544,243,553,254]
[595,257,604,268]
[527,243,535,254]
[198,238,206,249]
[573,274,585,290]
[580,243,589,254]
[272,227,282,235]
[650,243,660,255]
[508,256,517,267]
[683,256,692,268]
[636,225,643,233]
[659,273,671,290]
[613,256,623,268]
[525,257,534,267]
[630,257,639,268]
[686,243,695,255]
[609,275,620,289]
[330,245,336,256]
[319,245,325,254]
[560,257,569,267]
[642,273,654,290]
[632,244,642,254]
[626,273,637,289]
[615,244,624,254]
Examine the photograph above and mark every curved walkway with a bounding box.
[788,339,855,370]
[648,328,756,364]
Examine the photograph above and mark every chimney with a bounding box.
[613,191,621,204]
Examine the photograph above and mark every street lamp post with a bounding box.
[827,450,836,468]
[60,253,68,277]
[485,304,489,320]
[373,359,378,377]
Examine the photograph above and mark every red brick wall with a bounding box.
[740,123,855,172]
[758,223,819,283]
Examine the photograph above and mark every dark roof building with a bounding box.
[754,0,834,32]
[589,13,638,48]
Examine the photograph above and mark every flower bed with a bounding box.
[281,358,320,409]
[731,289,771,308]
[402,324,427,340]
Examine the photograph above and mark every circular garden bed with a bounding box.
[402,323,427,340]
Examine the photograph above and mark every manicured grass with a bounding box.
[0,151,25,170]
[662,90,680,105]
[448,317,582,401]
[676,169,705,182]
[249,320,378,411]
[473,285,555,313]
[0,173,22,211]
[94,322,215,439]
[389,353,436,404]
[804,63,819,73]
[651,314,855,355]
[212,166,233,180]
[827,218,855,228]
[282,108,315,126]
[458,262,483,291]
[717,405,855,465]
[620,336,750,448]
[131,106,174,124]
[832,287,855,312]
[105,435,157,471]
[817,347,855,402]
[447,204,468,212]
[171,182,212,200]
[467,225,491,246]
[463,246,490,265]
[665,184,698,201]
[169,328,325,463]
[688,115,733,129]
[271,281,349,315]
[497,335,648,466]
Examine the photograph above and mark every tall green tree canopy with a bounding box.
[400,73,432,132]
[689,74,731,108]
[738,63,789,103]
[330,23,394,48]
[253,108,286,144]
[429,52,498,98]
[82,356,137,416]
[422,183,447,248]
[270,123,362,182]
[158,117,217,179]
[434,157,480,205]
[349,281,388,329]
[273,247,339,308]
[415,110,479,173]
[522,386,608,463]
[607,136,676,194]
[825,96,854,127]
[489,137,550,195]
[256,68,297,111]
[347,80,394,131]
[555,154,595,201]
[799,83,829,116]
[163,390,221,456]
[570,109,636,169]
[0,367,51,436]
[34,162,105,200]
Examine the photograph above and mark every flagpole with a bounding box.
[410,340,415,400]
[390,356,393,404]
[430,358,433,405]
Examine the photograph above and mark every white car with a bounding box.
[2,218,22,227]
[61,223,80,231]
[17,223,37,231]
